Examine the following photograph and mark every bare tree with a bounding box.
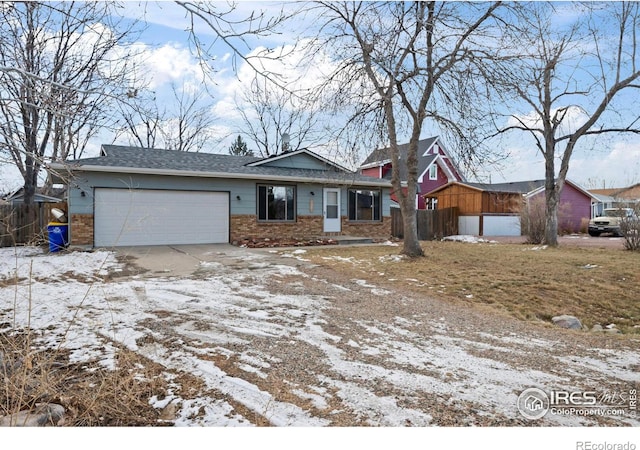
[113,90,162,149]
[308,1,504,257]
[235,74,324,157]
[114,83,217,152]
[176,1,295,86]
[494,2,640,246]
[0,2,141,203]
[160,84,217,152]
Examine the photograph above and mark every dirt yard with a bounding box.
[489,234,626,249]
[1,241,638,427]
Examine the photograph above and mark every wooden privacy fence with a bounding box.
[391,207,459,240]
[0,203,66,247]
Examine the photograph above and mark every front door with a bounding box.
[323,188,341,233]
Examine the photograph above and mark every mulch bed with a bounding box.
[232,238,340,248]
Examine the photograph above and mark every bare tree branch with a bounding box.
[114,83,217,153]
[492,2,640,245]
[0,2,143,203]
[309,1,506,257]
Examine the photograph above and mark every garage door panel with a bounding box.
[94,189,229,247]
[483,215,521,236]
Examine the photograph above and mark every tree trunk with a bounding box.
[400,195,424,257]
[544,186,559,246]
[23,155,37,206]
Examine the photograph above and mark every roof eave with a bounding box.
[247,149,352,173]
[47,163,392,188]
[565,178,600,200]
[360,159,392,169]
[420,136,440,157]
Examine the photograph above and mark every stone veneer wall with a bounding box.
[342,216,391,238]
[71,214,94,246]
[230,214,391,242]
[72,213,392,247]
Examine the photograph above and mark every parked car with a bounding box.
[588,208,636,237]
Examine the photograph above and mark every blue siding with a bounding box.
[296,185,322,216]
[69,172,391,219]
[259,153,332,170]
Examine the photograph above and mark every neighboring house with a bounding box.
[359,136,465,210]
[588,191,618,217]
[47,145,393,247]
[589,184,640,216]
[615,183,640,204]
[424,179,596,236]
[1,187,66,241]
[3,187,65,205]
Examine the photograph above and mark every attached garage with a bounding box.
[94,188,229,247]
[49,145,393,248]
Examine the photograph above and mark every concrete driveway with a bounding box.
[116,244,305,278]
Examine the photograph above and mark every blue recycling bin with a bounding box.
[48,222,68,253]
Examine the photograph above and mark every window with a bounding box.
[348,189,381,221]
[426,197,438,210]
[428,164,438,180]
[257,185,295,221]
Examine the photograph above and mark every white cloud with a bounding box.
[209,40,342,128]
[211,97,244,121]
[570,138,640,187]
[133,42,205,89]
[477,132,640,189]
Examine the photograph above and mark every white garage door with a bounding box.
[458,216,480,236]
[94,189,229,247]
[483,215,521,236]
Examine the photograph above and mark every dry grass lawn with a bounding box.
[300,241,640,334]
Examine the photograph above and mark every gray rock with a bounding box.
[591,324,603,332]
[552,315,583,330]
[0,403,65,427]
[159,402,178,422]
[0,352,22,377]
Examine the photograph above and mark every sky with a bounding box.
[1,1,639,194]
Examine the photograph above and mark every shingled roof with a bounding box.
[361,137,439,166]
[49,145,391,187]
[361,137,438,180]
[466,180,546,194]
[425,179,597,199]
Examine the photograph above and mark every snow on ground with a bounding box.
[442,235,498,244]
[1,246,638,427]
[522,245,548,251]
[0,246,120,280]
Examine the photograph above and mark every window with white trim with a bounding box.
[428,164,438,180]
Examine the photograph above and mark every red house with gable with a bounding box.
[359,137,466,210]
